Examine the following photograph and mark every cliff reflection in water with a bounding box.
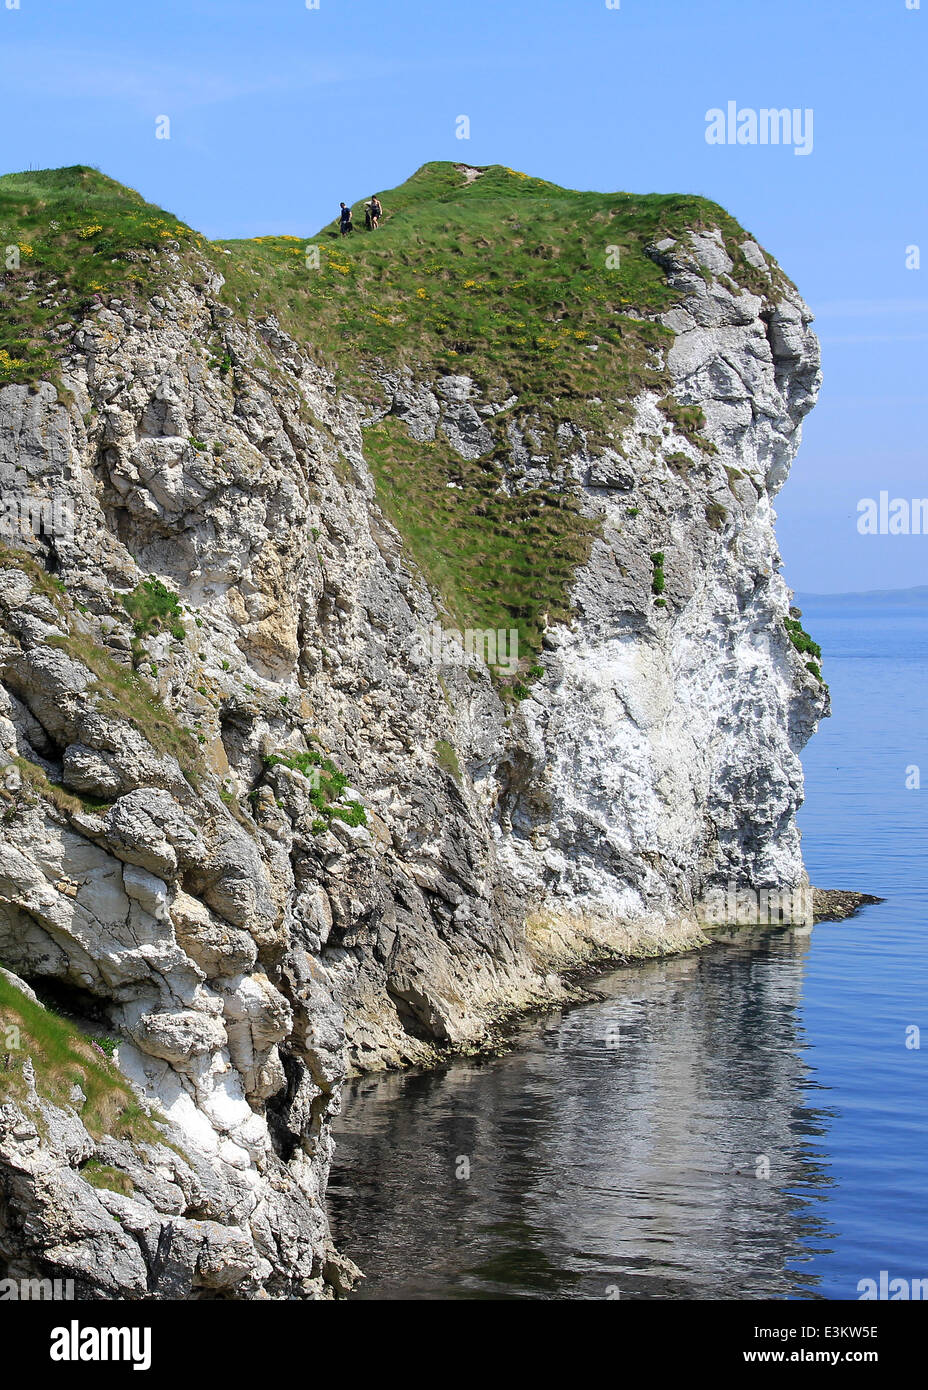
[327,927,836,1300]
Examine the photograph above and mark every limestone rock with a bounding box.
[0,204,825,1300]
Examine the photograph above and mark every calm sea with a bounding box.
[327,598,928,1299]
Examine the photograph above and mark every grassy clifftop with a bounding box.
[0,166,209,386]
[0,161,786,668]
[0,160,781,400]
[216,160,784,409]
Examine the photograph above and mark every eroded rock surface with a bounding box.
[0,220,823,1297]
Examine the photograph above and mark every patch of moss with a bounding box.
[0,541,69,608]
[5,755,111,820]
[705,501,728,531]
[657,397,718,454]
[435,738,461,782]
[80,1160,134,1197]
[785,616,822,662]
[263,746,367,826]
[122,576,185,643]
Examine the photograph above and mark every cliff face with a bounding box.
[0,164,822,1297]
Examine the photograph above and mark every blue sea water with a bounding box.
[328,599,928,1300]
[786,597,928,1298]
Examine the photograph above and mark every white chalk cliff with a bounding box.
[0,171,823,1298]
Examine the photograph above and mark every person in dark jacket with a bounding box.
[339,202,353,236]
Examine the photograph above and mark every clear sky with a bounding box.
[1,0,925,592]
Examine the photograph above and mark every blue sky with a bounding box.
[1,0,925,592]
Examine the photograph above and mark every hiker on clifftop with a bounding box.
[339,202,353,236]
[370,195,382,228]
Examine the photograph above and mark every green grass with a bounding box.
[122,576,186,644]
[657,398,718,454]
[0,160,785,663]
[217,164,681,410]
[214,162,784,414]
[363,416,597,662]
[80,1160,134,1197]
[0,540,70,606]
[210,162,775,654]
[0,165,211,389]
[0,158,783,430]
[434,738,461,782]
[705,500,728,531]
[262,747,367,829]
[0,546,201,799]
[784,615,822,662]
[0,970,169,1148]
[5,755,112,821]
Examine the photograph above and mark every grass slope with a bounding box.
[215,161,782,405]
[0,166,209,389]
[0,161,783,663]
[0,969,169,1149]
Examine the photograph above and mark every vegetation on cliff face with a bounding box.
[262,745,367,831]
[785,613,826,686]
[0,160,784,665]
[0,544,203,792]
[0,970,168,1148]
[0,166,209,387]
[214,163,783,659]
[362,415,598,656]
[122,577,186,644]
[44,629,203,786]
